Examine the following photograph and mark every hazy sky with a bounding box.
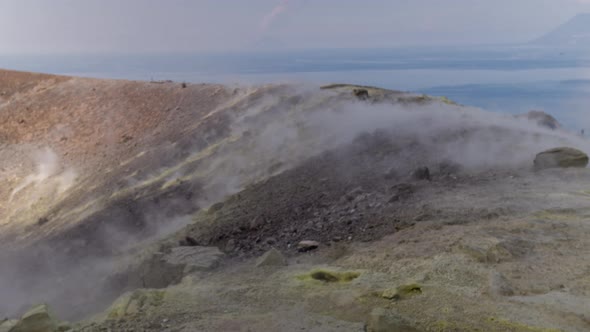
[1,0,590,54]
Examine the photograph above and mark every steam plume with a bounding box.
[260,0,291,32]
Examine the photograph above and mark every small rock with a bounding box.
[249,217,263,230]
[184,236,199,246]
[412,166,431,181]
[37,217,49,226]
[366,308,419,332]
[297,240,320,252]
[256,248,287,267]
[225,239,236,252]
[381,283,422,300]
[344,187,363,202]
[389,183,414,203]
[120,134,133,143]
[353,88,369,100]
[56,322,71,332]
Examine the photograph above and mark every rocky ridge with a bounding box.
[2,69,590,331]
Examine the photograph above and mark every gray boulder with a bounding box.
[534,147,589,170]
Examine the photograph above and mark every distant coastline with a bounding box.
[2,45,590,129]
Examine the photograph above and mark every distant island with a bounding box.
[531,13,590,46]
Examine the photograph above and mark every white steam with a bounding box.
[10,148,77,202]
[1,86,589,321]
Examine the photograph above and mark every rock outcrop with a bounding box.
[519,111,561,130]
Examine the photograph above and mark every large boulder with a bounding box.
[534,147,589,170]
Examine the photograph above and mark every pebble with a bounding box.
[297,240,320,252]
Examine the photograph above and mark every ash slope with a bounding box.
[0,70,443,318]
[1,69,590,331]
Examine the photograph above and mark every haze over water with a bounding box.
[3,45,590,130]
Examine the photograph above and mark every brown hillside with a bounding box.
[0,69,232,170]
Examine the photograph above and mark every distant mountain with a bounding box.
[532,13,590,45]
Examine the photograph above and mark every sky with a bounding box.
[1,0,590,54]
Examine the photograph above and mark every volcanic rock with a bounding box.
[297,240,320,252]
[0,320,18,332]
[10,304,58,332]
[353,89,369,100]
[520,111,561,130]
[534,147,589,170]
[412,166,431,181]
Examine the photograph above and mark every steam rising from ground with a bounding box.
[216,92,590,194]
[1,86,589,320]
[9,148,77,202]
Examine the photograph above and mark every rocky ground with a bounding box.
[2,69,590,331]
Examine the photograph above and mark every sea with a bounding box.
[2,45,590,130]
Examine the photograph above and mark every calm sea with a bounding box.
[2,45,590,129]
